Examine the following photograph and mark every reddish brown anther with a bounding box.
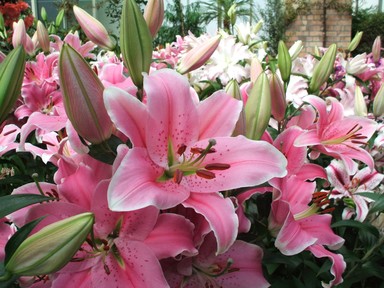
[196,169,216,179]
[190,147,216,154]
[205,163,231,170]
[173,169,184,184]
[177,144,187,155]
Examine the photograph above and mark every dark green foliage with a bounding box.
[352,8,384,56]
[256,0,286,56]
[104,0,148,29]
[154,1,206,46]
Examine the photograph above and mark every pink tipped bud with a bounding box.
[59,43,113,144]
[12,19,27,49]
[144,0,164,38]
[269,73,286,122]
[372,36,381,63]
[250,57,263,83]
[73,5,115,50]
[36,21,50,52]
[177,35,221,74]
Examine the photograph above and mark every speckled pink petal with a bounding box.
[104,86,148,147]
[108,147,190,211]
[183,136,287,192]
[144,69,199,168]
[197,90,242,139]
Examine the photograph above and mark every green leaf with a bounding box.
[4,217,45,265]
[356,192,384,213]
[0,194,54,219]
[332,219,380,238]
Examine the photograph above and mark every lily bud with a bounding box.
[373,82,384,117]
[0,46,26,124]
[59,43,113,144]
[56,9,65,28]
[177,35,221,74]
[269,73,286,122]
[41,7,47,22]
[372,36,381,63]
[354,85,367,116]
[245,72,271,140]
[5,213,94,276]
[252,20,263,35]
[277,40,292,83]
[309,43,337,94]
[73,5,115,50]
[36,21,50,53]
[227,3,237,27]
[348,31,363,52]
[12,19,27,49]
[250,57,263,83]
[120,0,153,89]
[289,40,303,61]
[144,0,164,38]
[225,80,246,136]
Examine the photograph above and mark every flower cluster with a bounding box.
[0,0,384,287]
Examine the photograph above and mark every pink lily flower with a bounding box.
[0,217,15,261]
[269,175,346,287]
[104,69,287,252]
[10,153,196,287]
[295,96,377,174]
[162,232,269,288]
[51,31,96,59]
[326,160,384,222]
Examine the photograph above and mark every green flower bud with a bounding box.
[0,46,26,124]
[225,80,245,136]
[309,44,337,94]
[277,40,292,83]
[5,213,94,276]
[373,83,384,117]
[59,43,113,144]
[245,72,271,140]
[348,31,363,52]
[41,7,47,22]
[120,0,153,89]
[354,85,367,116]
[55,9,65,28]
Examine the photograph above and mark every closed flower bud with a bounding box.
[245,72,271,140]
[252,20,263,35]
[120,0,153,89]
[348,31,363,52]
[12,19,27,49]
[372,36,381,63]
[354,85,367,116]
[177,35,221,74]
[0,46,26,124]
[269,73,286,122]
[289,40,303,61]
[41,7,48,22]
[144,0,164,38]
[250,57,263,83]
[225,80,246,136]
[373,82,384,117]
[5,213,94,276]
[309,44,337,94]
[73,5,115,50]
[277,40,292,83]
[227,3,237,26]
[59,43,113,144]
[36,21,50,53]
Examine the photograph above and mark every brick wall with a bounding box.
[285,0,352,54]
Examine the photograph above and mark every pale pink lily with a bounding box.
[0,217,15,261]
[51,31,96,59]
[10,153,196,287]
[295,96,377,174]
[326,160,384,222]
[162,232,269,288]
[269,175,346,287]
[104,69,287,253]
